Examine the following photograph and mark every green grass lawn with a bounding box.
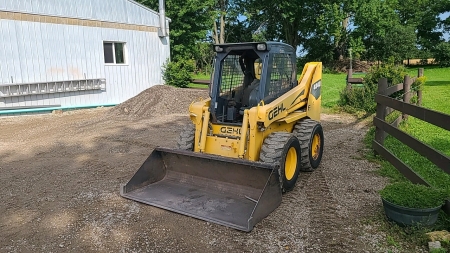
[188,83,209,89]
[188,73,210,89]
[322,73,347,108]
[192,73,210,80]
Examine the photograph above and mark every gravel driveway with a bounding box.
[0,86,395,252]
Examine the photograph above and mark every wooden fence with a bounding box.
[373,69,450,214]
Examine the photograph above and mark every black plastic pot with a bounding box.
[382,198,442,226]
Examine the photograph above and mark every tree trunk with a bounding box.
[337,15,349,60]
[219,12,225,43]
[213,21,219,44]
[283,21,299,50]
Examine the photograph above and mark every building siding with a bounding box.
[0,0,162,27]
[0,0,170,109]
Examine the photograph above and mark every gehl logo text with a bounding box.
[220,127,241,135]
[313,81,321,90]
[268,104,286,120]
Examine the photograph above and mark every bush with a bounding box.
[338,87,376,113]
[380,182,447,209]
[433,42,450,67]
[412,76,426,92]
[162,58,195,88]
[339,60,406,113]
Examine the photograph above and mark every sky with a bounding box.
[441,12,449,40]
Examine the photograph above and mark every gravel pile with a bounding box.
[108,85,209,118]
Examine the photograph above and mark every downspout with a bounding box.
[158,0,167,37]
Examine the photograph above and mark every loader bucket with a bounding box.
[120,147,282,232]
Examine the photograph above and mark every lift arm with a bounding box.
[253,62,322,127]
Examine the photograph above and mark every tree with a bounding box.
[211,0,228,44]
[300,0,354,63]
[193,42,215,74]
[242,0,322,48]
[349,0,420,62]
[242,0,354,64]
[139,0,450,66]
[137,0,214,60]
[433,42,450,66]
[210,0,251,44]
[439,2,450,36]
[394,0,446,50]
[383,24,417,63]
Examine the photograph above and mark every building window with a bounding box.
[103,42,126,64]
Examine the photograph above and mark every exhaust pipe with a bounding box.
[158,0,167,37]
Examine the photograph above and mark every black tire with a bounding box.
[176,124,195,150]
[293,119,324,172]
[259,132,301,192]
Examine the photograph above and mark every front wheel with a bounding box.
[176,124,195,150]
[294,119,324,172]
[259,132,301,192]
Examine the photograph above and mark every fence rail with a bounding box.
[192,79,210,85]
[346,69,364,87]
[373,69,450,214]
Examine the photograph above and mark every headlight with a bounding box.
[256,43,267,51]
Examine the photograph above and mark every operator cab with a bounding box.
[209,42,297,124]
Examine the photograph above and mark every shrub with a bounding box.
[339,60,406,113]
[412,76,426,92]
[338,86,376,113]
[433,42,450,67]
[162,58,195,88]
[380,182,447,209]
[409,76,427,104]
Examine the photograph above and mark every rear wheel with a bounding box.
[293,119,324,172]
[176,124,195,150]
[259,132,301,192]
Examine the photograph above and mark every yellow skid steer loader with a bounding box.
[121,42,324,232]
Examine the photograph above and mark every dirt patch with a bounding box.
[108,85,209,118]
[0,86,414,252]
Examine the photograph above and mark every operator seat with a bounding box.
[242,79,260,107]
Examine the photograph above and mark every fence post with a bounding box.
[417,90,422,106]
[418,68,424,78]
[374,78,388,155]
[403,76,412,120]
[346,69,353,89]
[417,68,424,106]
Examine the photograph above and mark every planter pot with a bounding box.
[382,198,442,226]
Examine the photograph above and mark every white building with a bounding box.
[0,0,170,114]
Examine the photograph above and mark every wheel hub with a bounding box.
[311,133,321,160]
[285,147,297,180]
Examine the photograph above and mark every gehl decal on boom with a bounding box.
[268,103,286,120]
